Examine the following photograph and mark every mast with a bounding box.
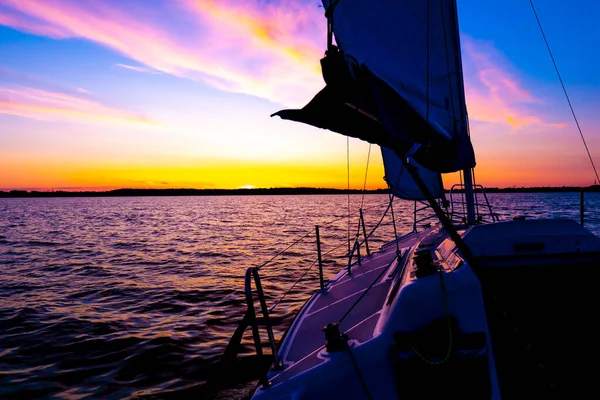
[463,168,476,225]
[451,0,476,225]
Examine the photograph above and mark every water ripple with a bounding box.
[1,193,598,399]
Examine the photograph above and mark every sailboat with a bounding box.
[223,1,600,398]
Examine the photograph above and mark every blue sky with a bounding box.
[0,0,599,190]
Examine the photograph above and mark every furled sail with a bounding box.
[272,0,475,197]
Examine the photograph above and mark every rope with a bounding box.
[366,199,393,239]
[529,0,600,184]
[388,191,401,254]
[346,344,374,400]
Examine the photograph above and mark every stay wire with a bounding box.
[360,144,372,210]
[347,136,351,255]
[529,0,600,184]
[388,191,400,255]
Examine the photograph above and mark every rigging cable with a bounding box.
[529,0,600,184]
[388,191,401,255]
[360,144,372,210]
[472,169,480,219]
[347,136,351,255]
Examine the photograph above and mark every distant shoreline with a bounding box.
[1,186,600,198]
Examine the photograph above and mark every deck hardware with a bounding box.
[315,225,325,290]
[414,250,437,278]
[359,208,371,255]
[322,322,348,352]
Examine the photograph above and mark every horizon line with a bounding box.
[1,185,599,198]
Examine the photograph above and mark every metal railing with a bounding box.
[221,204,390,388]
[221,187,498,388]
[412,199,445,232]
[448,184,500,224]
[243,266,283,388]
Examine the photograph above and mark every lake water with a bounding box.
[1,193,599,399]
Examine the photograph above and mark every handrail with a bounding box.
[412,198,444,231]
[242,266,283,389]
[448,184,500,224]
[250,268,283,370]
[243,267,269,388]
[255,203,385,272]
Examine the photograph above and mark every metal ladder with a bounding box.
[221,267,283,389]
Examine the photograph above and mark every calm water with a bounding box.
[1,193,599,399]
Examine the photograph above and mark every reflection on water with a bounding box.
[1,193,598,398]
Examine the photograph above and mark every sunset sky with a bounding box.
[1,0,600,191]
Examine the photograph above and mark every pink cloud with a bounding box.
[114,64,163,75]
[462,36,566,131]
[0,9,71,38]
[0,0,325,106]
[0,86,157,125]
